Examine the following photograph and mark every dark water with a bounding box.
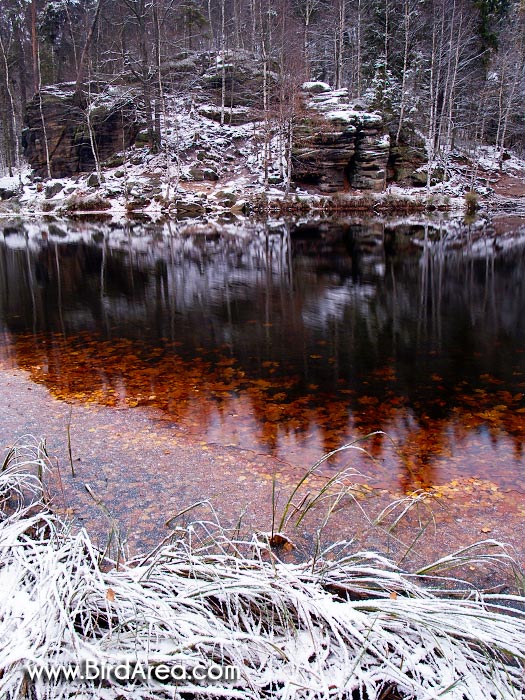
[2,216,525,495]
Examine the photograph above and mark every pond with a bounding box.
[1,215,525,559]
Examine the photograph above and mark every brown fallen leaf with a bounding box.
[269,533,294,549]
[106,588,116,602]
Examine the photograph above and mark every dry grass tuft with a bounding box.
[1,438,525,699]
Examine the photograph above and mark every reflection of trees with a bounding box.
[0,239,149,334]
[1,220,525,490]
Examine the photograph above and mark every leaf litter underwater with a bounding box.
[1,220,525,569]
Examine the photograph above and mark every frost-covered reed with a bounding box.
[1,439,525,699]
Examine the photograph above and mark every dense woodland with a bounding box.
[0,0,524,177]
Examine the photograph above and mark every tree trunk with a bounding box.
[356,0,362,97]
[75,0,103,93]
[220,0,226,126]
[86,74,102,183]
[0,35,21,178]
[396,0,411,144]
[13,18,27,112]
[334,0,346,89]
[31,0,39,95]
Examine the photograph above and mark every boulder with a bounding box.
[198,105,255,125]
[215,190,237,206]
[189,166,219,181]
[160,52,201,77]
[87,172,101,188]
[22,84,141,178]
[302,81,332,95]
[0,183,19,200]
[104,154,125,168]
[176,201,205,217]
[44,181,64,198]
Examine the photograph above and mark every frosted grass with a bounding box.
[1,439,525,699]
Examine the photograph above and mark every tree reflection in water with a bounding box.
[1,217,525,495]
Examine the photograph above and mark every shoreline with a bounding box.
[1,186,525,221]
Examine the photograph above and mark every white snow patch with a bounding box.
[302,81,332,93]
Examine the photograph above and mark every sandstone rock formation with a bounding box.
[200,50,276,109]
[22,84,141,178]
[388,142,428,186]
[293,83,426,193]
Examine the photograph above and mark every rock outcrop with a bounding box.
[201,50,276,109]
[22,84,141,178]
[388,142,428,186]
[293,83,425,193]
[292,112,358,192]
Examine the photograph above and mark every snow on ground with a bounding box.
[475,144,525,175]
[1,82,525,220]
[0,92,283,217]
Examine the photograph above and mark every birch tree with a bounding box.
[334,0,346,89]
[0,33,20,177]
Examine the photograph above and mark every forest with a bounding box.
[0,0,524,179]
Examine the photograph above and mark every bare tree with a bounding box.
[75,0,103,92]
[0,33,20,178]
[334,0,346,89]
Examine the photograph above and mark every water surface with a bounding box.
[2,216,525,500]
